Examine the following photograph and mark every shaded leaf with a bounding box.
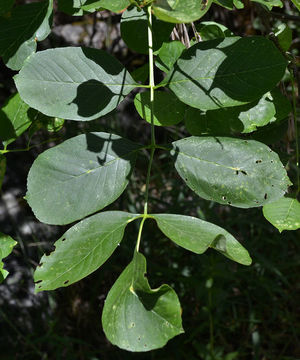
[213,0,234,9]
[172,136,291,208]
[102,252,183,351]
[0,0,53,70]
[274,24,292,52]
[34,211,136,291]
[134,91,186,126]
[196,21,234,41]
[153,214,252,265]
[15,47,137,121]
[153,0,213,23]
[0,232,17,283]
[0,93,31,147]
[131,63,149,83]
[155,41,186,73]
[164,37,287,110]
[0,0,15,16]
[121,7,173,55]
[27,132,141,225]
[251,0,283,10]
[263,197,300,232]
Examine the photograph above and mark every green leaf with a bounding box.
[131,63,149,83]
[164,37,287,110]
[26,132,141,225]
[0,0,15,16]
[153,0,213,23]
[274,24,292,52]
[172,136,291,208]
[0,93,31,147]
[213,0,234,9]
[155,41,186,73]
[153,214,252,265]
[121,7,173,55]
[290,0,300,11]
[0,232,17,283]
[251,0,283,10]
[15,47,137,121]
[34,211,135,291]
[0,155,6,190]
[93,0,130,12]
[102,252,183,351]
[263,197,300,232]
[0,0,53,70]
[196,21,234,41]
[185,88,291,135]
[59,0,129,14]
[233,0,244,8]
[134,91,186,126]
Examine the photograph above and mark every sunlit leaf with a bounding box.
[0,232,17,283]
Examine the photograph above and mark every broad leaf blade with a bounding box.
[102,252,183,351]
[0,93,32,147]
[0,0,53,70]
[27,132,141,225]
[153,0,213,23]
[121,7,173,55]
[263,197,300,232]
[172,137,291,208]
[153,214,251,265]
[0,232,17,283]
[34,211,135,291]
[134,91,186,126]
[15,47,137,121]
[164,37,287,110]
[155,41,186,73]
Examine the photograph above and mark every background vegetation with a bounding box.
[0,0,299,359]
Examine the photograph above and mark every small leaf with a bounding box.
[251,0,283,10]
[0,232,17,283]
[34,211,135,291]
[92,0,130,12]
[274,24,292,52]
[185,88,291,135]
[102,252,183,351]
[213,0,234,9]
[164,37,287,110]
[0,0,53,70]
[131,63,149,83]
[27,132,141,225]
[121,7,173,55]
[15,47,137,121]
[263,197,300,232]
[153,214,252,265]
[0,155,6,190]
[134,91,186,126]
[196,21,234,41]
[153,0,213,23]
[0,93,31,147]
[155,41,186,73]
[172,136,291,208]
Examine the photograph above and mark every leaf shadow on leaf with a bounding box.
[0,110,16,143]
[135,287,169,311]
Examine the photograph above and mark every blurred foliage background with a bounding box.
[0,0,299,359]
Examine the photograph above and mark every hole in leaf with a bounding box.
[235,170,239,175]
[227,201,232,205]
[131,322,135,327]
[270,160,274,163]
[144,344,147,348]
[222,195,227,200]
[38,285,42,289]
[264,193,268,199]
[256,160,262,163]
[38,263,43,267]
[241,170,247,175]
[64,280,69,285]
[138,336,141,341]
[271,184,274,187]
[61,238,66,242]
[35,280,42,284]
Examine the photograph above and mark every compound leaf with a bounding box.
[0,232,17,283]
[15,47,137,121]
[153,214,252,265]
[27,132,141,225]
[263,197,300,232]
[164,37,287,110]
[153,0,213,23]
[102,252,183,351]
[172,137,291,208]
[34,211,135,291]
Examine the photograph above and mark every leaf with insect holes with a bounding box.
[163,36,287,110]
[153,0,213,23]
[34,211,136,292]
[0,232,17,283]
[153,214,252,265]
[263,197,300,232]
[15,47,137,121]
[172,136,291,208]
[26,132,141,225]
[102,252,183,351]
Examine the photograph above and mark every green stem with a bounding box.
[135,5,156,252]
[0,138,60,154]
[290,68,299,195]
